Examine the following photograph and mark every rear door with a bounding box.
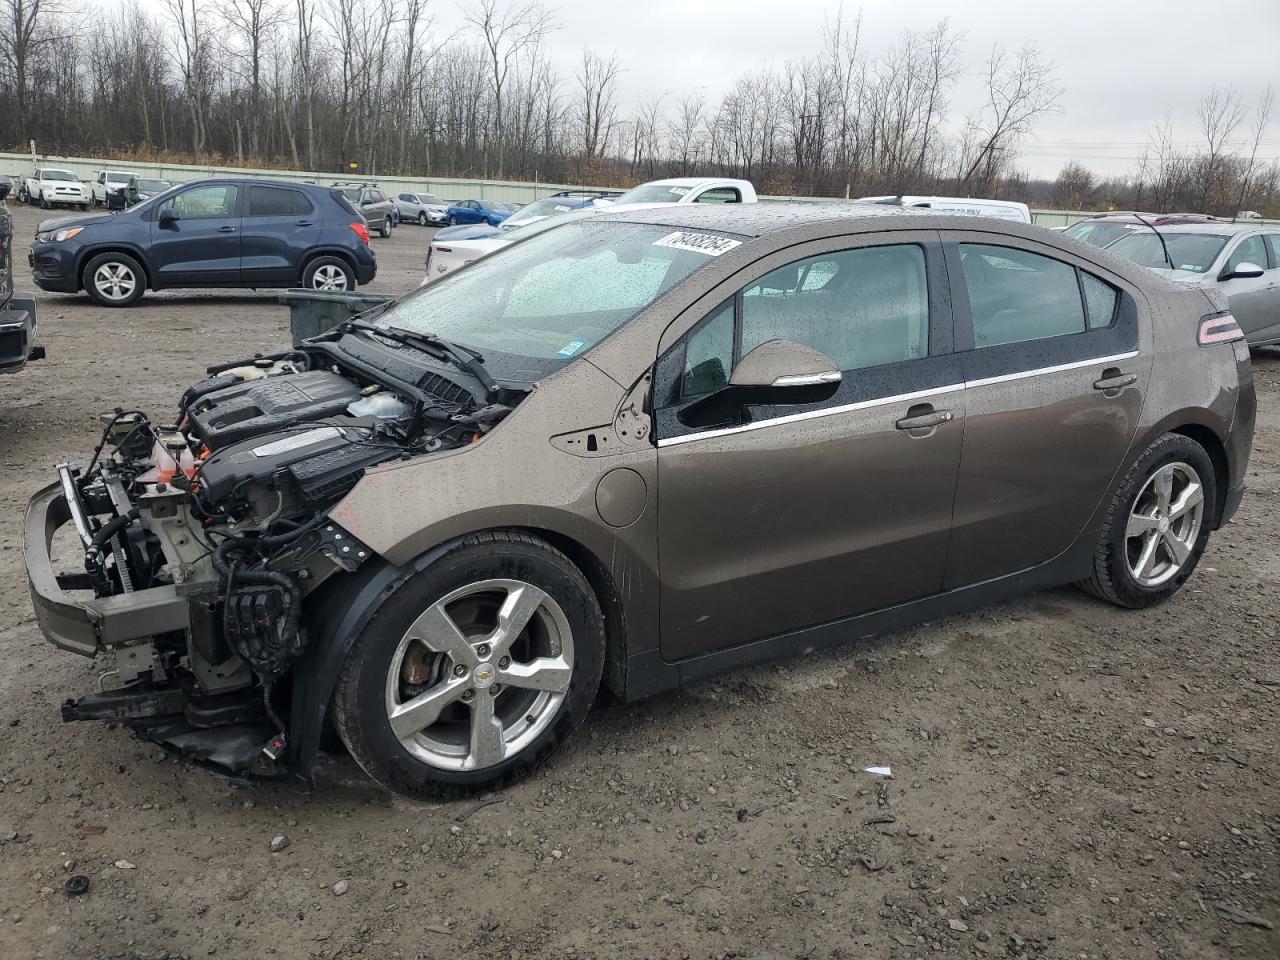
[240,185,319,287]
[1219,233,1275,343]
[942,233,1152,587]
[655,232,965,660]
[148,183,242,286]
[1256,233,1280,345]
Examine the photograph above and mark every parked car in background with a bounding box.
[1,178,40,374]
[334,183,396,238]
[433,195,600,242]
[611,177,758,205]
[855,195,1031,223]
[395,191,451,226]
[91,170,136,207]
[426,206,601,282]
[547,188,623,202]
[1062,212,1215,248]
[26,204,1255,797]
[20,168,90,210]
[445,199,517,227]
[124,176,173,206]
[27,178,377,306]
[1104,222,1280,347]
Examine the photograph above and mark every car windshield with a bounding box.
[499,199,577,230]
[421,194,443,204]
[1063,221,1139,247]
[106,173,131,183]
[138,179,170,192]
[41,170,77,181]
[378,221,739,382]
[1105,232,1229,273]
[614,183,694,204]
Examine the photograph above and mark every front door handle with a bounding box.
[296,219,314,226]
[1093,368,1136,391]
[218,225,237,233]
[895,404,954,432]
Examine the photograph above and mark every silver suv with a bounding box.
[395,191,450,226]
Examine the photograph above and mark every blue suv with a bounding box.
[28,178,378,307]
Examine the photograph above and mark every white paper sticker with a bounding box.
[653,231,743,257]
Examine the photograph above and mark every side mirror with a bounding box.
[1221,261,1264,281]
[679,339,841,429]
[158,207,179,227]
[729,338,842,391]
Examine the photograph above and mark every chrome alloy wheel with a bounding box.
[385,579,574,772]
[1125,461,1205,588]
[93,262,138,302]
[311,264,349,290]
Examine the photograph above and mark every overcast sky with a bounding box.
[427,0,1279,179]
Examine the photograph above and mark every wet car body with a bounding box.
[24,205,1255,797]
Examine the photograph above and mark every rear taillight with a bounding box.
[349,222,370,245]
[1198,312,1244,346]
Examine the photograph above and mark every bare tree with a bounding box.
[162,0,213,154]
[1235,85,1274,217]
[0,0,68,143]
[958,42,1061,193]
[463,0,554,177]
[218,0,288,160]
[575,49,621,166]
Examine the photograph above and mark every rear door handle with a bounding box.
[296,220,314,226]
[1093,368,1136,391]
[218,225,237,233]
[895,404,954,432]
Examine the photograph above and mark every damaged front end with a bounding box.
[24,323,522,778]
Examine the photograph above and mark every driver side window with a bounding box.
[1227,235,1267,273]
[161,185,238,220]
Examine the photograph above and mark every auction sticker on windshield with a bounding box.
[653,232,743,257]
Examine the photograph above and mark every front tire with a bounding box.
[302,256,355,291]
[448,215,457,226]
[331,531,605,799]
[379,214,393,239]
[418,211,428,226]
[82,252,146,307]
[38,192,49,209]
[1079,433,1216,609]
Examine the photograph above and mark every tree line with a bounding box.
[0,0,1275,216]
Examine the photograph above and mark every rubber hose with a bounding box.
[85,508,139,568]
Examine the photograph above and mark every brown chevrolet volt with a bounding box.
[25,205,1255,797]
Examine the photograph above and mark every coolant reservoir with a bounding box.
[348,392,411,419]
[138,438,198,484]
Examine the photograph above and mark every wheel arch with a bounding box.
[76,245,155,291]
[287,524,629,780]
[298,248,360,285]
[1126,408,1232,529]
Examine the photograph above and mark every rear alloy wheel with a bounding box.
[83,252,145,307]
[332,532,605,798]
[418,211,429,226]
[1079,433,1216,608]
[302,256,355,291]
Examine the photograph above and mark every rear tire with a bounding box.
[331,531,605,799]
[1078,433,1216,609]
[82,252,146,307]
[302,256,355,291]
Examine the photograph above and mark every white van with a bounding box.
[856,195,1031,223]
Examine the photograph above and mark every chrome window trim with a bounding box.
[656,350,1140,449]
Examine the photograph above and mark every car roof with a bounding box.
[638,177,753,189]
[592,201,940,237]
[1128,222,1263,237]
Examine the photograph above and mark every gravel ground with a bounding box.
[0,200,1277,960]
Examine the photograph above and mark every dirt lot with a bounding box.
[0,199,1277,960]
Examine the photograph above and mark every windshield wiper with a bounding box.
[343,320,498,396]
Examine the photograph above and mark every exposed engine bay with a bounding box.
[44,321,524,775]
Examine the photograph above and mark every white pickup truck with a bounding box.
[607,177,759,206]
[91,169,136,207]
[19,167,90,210]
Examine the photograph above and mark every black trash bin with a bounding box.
[277,289,395,345]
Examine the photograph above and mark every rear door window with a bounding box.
[958,244,1086,348]
[246,186,312,217]
[693,187,742,204]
